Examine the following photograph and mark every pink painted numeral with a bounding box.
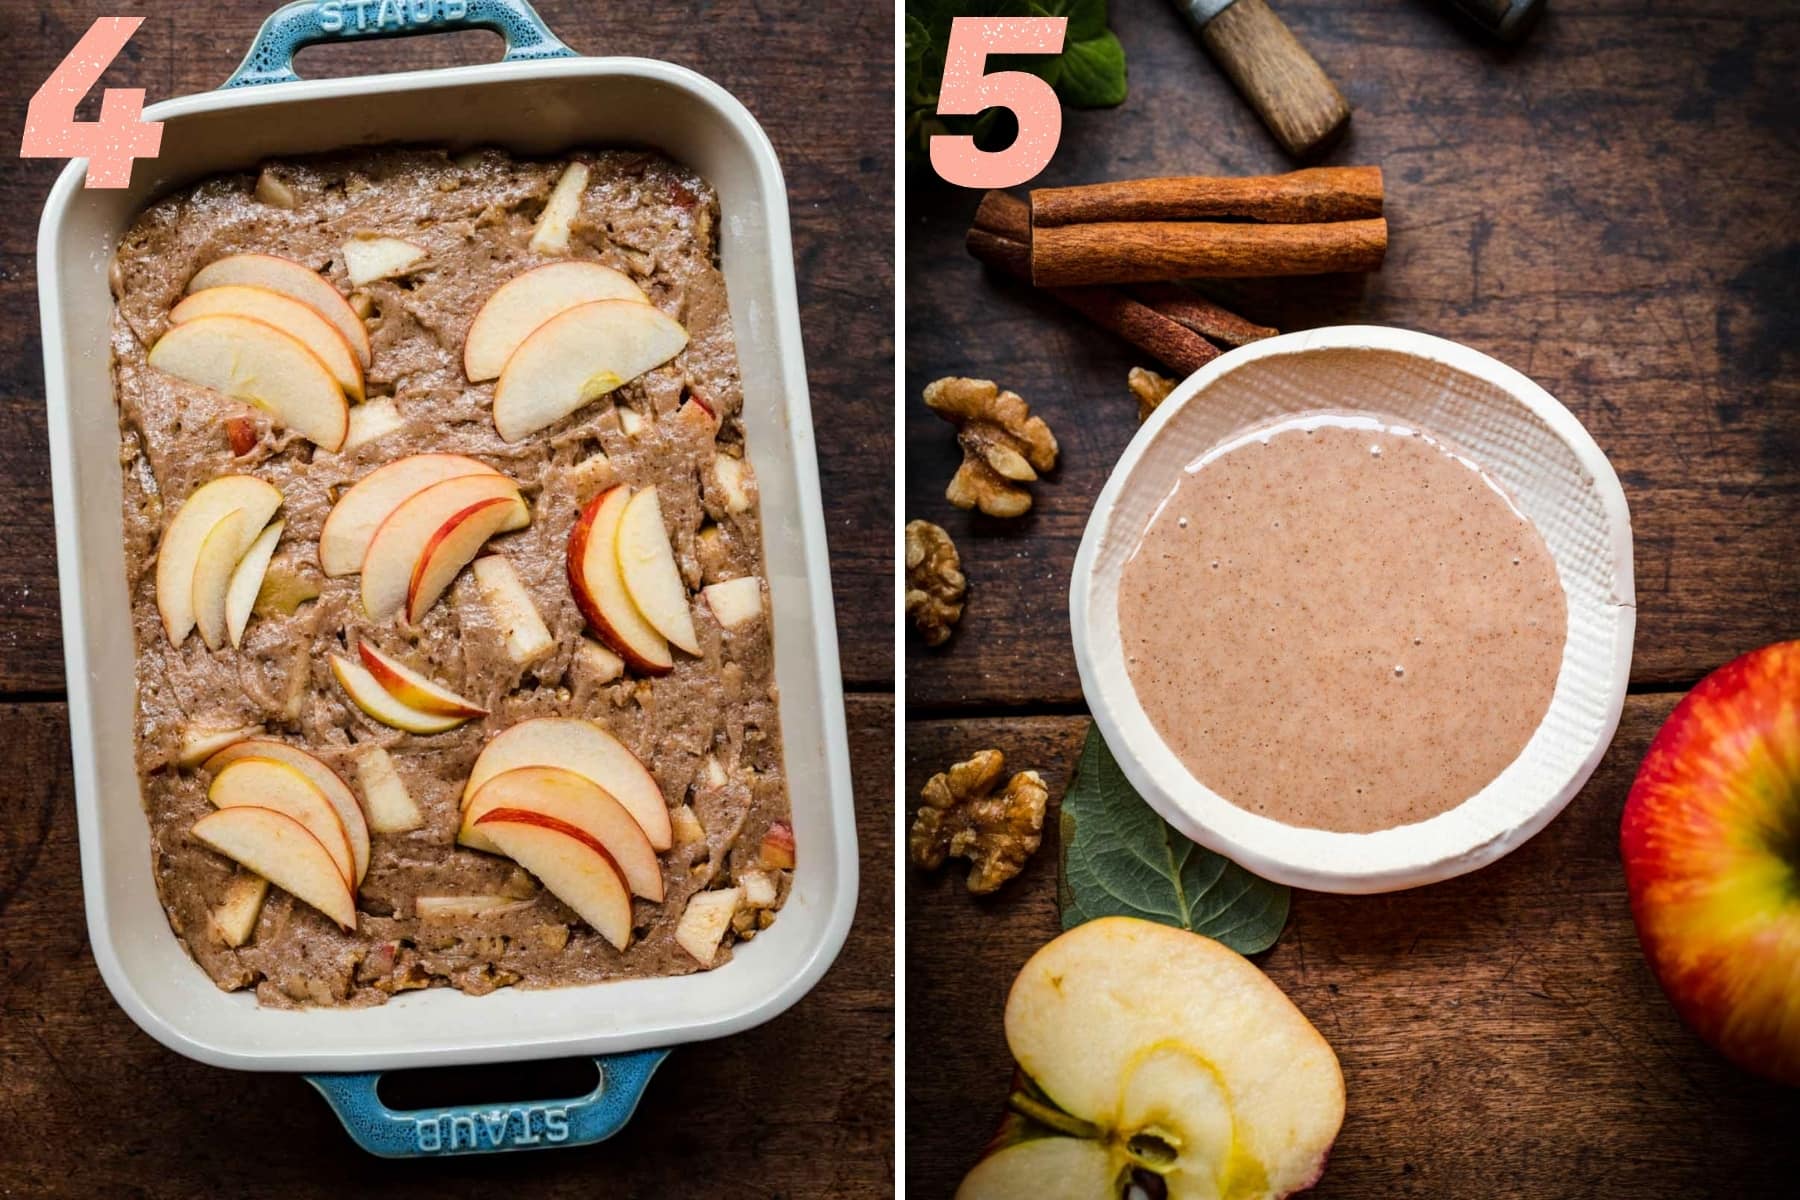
[21,17,164,188]
[929,17,1067,190]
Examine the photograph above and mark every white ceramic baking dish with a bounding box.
[1072,327,1634,895]
[37,0,858,1134]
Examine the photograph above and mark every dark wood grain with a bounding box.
[0,695,891,1198]
[1,0,894,693]
[905,0,1800,708]
[904,698,1800,1199]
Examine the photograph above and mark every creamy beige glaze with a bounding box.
[1118,413,1566,833]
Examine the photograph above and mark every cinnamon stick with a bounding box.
[1127,283,1278,348]
[967,192,1222,376]
[1031,218,1388,288]
[1030,166,1383,227]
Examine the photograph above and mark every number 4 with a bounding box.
[929,17,1068,190]
[21,17,164,188]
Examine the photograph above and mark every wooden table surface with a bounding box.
[906,2,1797,1197]
[0,3,893,1197]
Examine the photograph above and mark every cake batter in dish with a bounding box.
[1118,412,1566,833]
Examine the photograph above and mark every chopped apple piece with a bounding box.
[492,299,689,442]
[343,235,427,285]
[570,639,621,687]
[670,804,705,846]
[616,405,646,437]
[204,737,370,884]
[675,887,742,966]
[463,261,648,381]
[178,722,262,769]
[616,486,701,656]
[474,810,633,949]
[225,519,282,649]
[713,453,754,513]
[568,486,673,675]
[358,472,527,621]
[463,717,671,851]
[675,396,718,437]
[155,475,283,646]
[148,314,349,450]
[700,756,727,788]
[759,822,796,870]
[703,575,764,630]
[354,745,424,834]
[738,869,778,909]
[170,285,364,400]
[340,397,404,452]
[254,169,296,209]
[191,509,249,652]
[528,162,589,255]
[471,555,553,665]
[211,873,270,947]
[462,766,662,900]
[568,451,616,501]
[331,653,469,734]
[189,252,371,367]
[254,563,320,617]
[357,642,487,718]
[414,894,521,921]
[209,757,356,887]
[191,806,357,930]
[320,453,517,577]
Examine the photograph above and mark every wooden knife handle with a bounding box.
[1199,0,1350,160]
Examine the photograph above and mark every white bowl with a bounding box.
[1070,326,1635,894]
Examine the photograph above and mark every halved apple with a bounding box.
[209,757,356,888]
[463,716,672,851]
[331,653,469,735]
[471,555,554,665]
[616,486,701,655]
[674,887,742,966]
[353,745,424,834]
[224,519,282,649]
[567,486,672,675]
[343,235,427,286]
[148,314,349,451]
[170,285,364,400]
[462,765,662,900]
[463,261,648,382]
[189,252,371,367]
[320,453,518,577]
[703,575,764,631]
[155,475,283,645]
[191,509,249,652]
[205,737,370,883]
[492,300,689,442]
[473,809,633,949]
[528,161,589,255]
[357,642,487,718]
[211,873,269,947]
[360,473,528,621]
[340,397,404,453]
[190,805,357,931]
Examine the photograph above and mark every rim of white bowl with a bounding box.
[1070,326,1635,894]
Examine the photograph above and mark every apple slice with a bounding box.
[320,453,516,577]
[615,486,701,656]
[357,642,486,718]
[471,555,554,665]
[674,887,742,966]
[473,810,633,949]
[359,473,527,621]
[463,716,672,851]
[462,766,662,900]
[340,397,404,453]
[492,300,689,442]
[170,285,364,400]
[189,252,370,367]
[529,161,589,255]
[148,314,349,451]
[155,475,283,645]
[205,737,370,883]
[191,509,249,652]
[211,873,270,947]
[415,894,521,921]
[209,757,356,888]
[463,261,648,381]
[568,487,673,675]
[331,653,470,734]
[353,746,424,834]
[224,519,283,649]
[191,806,357,930]
[178,721,262,769]
[703,575,764,631]
[343,235,427,286]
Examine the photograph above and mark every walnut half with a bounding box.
[905,520,966,647]
[1129,366,1176,422]
[910,749,1048,894]
[923,377,1058,518]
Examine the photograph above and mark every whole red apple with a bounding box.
[1621,640,1800,1086]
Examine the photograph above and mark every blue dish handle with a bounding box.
[304,1049,670,1157]
[224,0,577,88]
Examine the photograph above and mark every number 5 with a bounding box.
[929,17,1067,190]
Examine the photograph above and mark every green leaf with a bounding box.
[1054,29,1127,108]
[1060,724,1290,953]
